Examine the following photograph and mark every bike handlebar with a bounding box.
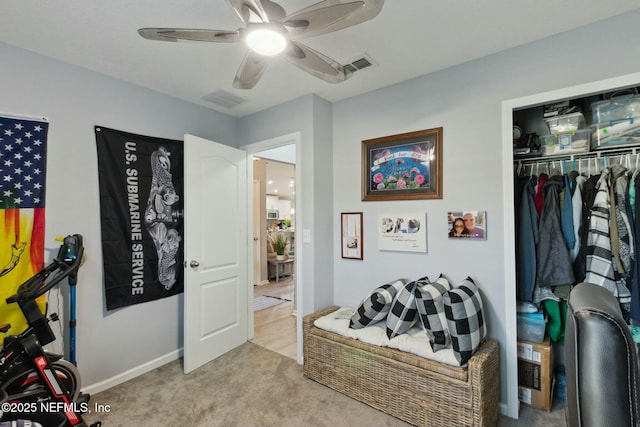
[6,234,84,304]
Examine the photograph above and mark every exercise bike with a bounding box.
[0,234,98,427]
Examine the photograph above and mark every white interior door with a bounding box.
[183,134,248,374]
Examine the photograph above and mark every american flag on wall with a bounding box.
[0,115,48,333]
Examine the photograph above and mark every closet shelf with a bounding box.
[514,145,640,165]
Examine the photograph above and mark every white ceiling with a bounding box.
[1,1,639,118]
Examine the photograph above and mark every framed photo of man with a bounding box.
[447,211,486,240]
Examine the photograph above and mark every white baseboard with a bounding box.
[499,402,513,418]
[83,348,183,395]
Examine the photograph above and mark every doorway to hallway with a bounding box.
[245,139,299,360]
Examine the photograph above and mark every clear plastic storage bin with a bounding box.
[592,93,640,125]
[517,312,546,343]
[591,122,640,149]
[544,112,585,133]
[541,129,590,156]
[591,94,640,149]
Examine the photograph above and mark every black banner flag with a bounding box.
[95,126,184,310]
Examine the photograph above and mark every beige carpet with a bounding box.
[83,342,566,427]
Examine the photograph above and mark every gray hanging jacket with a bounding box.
[537,176,575,287]
[517,178,538,302]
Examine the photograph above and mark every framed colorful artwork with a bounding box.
[362,127,443,201]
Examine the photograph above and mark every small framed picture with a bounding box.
[341,212,363,260]
[378,213,427,252]
[447,211,487,240]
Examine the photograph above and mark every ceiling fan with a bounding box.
[138,0,384,89]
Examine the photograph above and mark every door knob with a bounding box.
[190,260,200,268]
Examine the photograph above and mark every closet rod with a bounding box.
[514,147,639,168]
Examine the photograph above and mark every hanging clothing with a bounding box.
[575,173,601,283]
[543,299,568,344]
[631,172,640,325]
[611,166,634,322]
[517,178,539,302]
[585,168,618,295]
[630,170,637,220]
[609,166,626,276]
[561,174,575,250]
[610,165,634,289]
[514,175,529,226]
[537,176,575,287]
[516,155,640,340]
[534,173,549,216]
[514,175,530,294]
[571,175,586,262]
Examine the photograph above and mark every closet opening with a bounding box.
[501,72,640,418]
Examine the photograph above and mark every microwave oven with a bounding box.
[267,210,279,219]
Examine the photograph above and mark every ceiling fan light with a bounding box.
[245,28,287,56]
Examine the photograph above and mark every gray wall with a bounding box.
[331,9,640,410]
[0,42,238,386]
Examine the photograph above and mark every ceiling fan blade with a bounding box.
[233,51,269,89]
[227,0,270,23]
[284,41,352,84]
[283,0,384,39]
[138,28,240,43]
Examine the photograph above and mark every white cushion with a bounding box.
[314,307,461,367]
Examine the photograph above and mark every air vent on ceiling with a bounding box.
[344,64,358,74]
[344,54,376,73]
[202,89,248,108]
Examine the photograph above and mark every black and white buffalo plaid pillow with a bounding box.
[349,279,408,329]
[443,277,486,366]
[386,278,429,339]
[415,275,452,351]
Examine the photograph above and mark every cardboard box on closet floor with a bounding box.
[517,337,554,411]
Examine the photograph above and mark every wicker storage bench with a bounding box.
[303,306,500,427]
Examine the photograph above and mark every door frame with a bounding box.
[240,132,303,363]
[501,72,640,418]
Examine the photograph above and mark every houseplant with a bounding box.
[271,232,288,261]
